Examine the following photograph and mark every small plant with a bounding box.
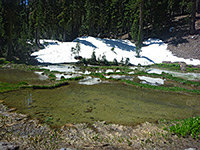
[0,58,10,64]
[48,73,56,81]
[91,50,97,62]
[102,54,109,65]
[113,58,118,66]
[45,117,53,124]
[169,116,200,140]
[111,47,116,54]
[120,57,124,64]
[71,41,81,56]
[135,44,142,58]
[125,58,130,66]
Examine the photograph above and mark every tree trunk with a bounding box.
[197,0,200,13]
[190,0,196,34]
[7,8,13,60]
[138,0,144,44]
[35,27,41,48]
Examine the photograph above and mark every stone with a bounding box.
[178,62,186,71]
[184,148,196,150]
[8,108,17,112]
[162,61,172,64]
[0,142,19,150]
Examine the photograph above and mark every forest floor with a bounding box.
[162,13,200,60]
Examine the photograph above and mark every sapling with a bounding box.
[71,41,81,56]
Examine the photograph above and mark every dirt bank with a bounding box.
[163,14,200,61]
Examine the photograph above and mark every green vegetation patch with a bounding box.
[89,71,200,94]
[0,58,10,64]
[0,82,21,93]
[134,71,200,87]
[167,116,200,140]
[31,81,69,89]
[123,80,200,94]
[154,63,200,72]
[83,65,131,71]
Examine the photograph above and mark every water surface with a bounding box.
[0,69,48,84]
[1,82,199,127]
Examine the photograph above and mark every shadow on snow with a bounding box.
[99,38,136,52]
[73,39,97,49]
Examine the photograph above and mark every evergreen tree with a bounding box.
[0,0,5,57]
[190,0,196,34]
[29,0,45,47]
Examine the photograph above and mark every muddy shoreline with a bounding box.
[0,102,200,150]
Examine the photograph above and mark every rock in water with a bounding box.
[178,62,186,71]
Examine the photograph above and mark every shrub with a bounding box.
[71,41,81,56]
[169,116,200,140]
[91,50,97,62]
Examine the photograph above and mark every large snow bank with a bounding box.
[31,36,200,66]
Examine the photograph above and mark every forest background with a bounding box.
[0,0,199,61]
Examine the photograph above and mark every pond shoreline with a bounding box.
[0,103,200,149]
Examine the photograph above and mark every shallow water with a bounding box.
[146,68,200,81]
[1,82,199,127]
[0,69,48,84]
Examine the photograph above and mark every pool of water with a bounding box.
[1,82,199,127]
[0,69,49,84]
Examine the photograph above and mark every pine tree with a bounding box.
[29,0,45,47]
[190,0,196,34]
[0,0,5,57]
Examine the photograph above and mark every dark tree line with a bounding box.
[0,0,199,59]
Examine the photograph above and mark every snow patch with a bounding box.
[31,36,200,66]
[146,68,200,80]
[106,75,134,80]
[138,76,165,86]
[79,76,102,85]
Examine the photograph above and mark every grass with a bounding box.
[0,82,20,93]
[89,72,200,94]
[82,65,132,73]
[154,63,200,72]
[134,71,200,87]
[123,80,200,94]
[31,81,69,89]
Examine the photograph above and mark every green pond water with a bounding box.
[0,69,49,84]
[1,82,200,127]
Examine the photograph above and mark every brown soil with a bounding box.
[162,14,200,60]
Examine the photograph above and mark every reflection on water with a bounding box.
[0,69,48,84]
[25,92,33,108]
[1,82,199,127]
